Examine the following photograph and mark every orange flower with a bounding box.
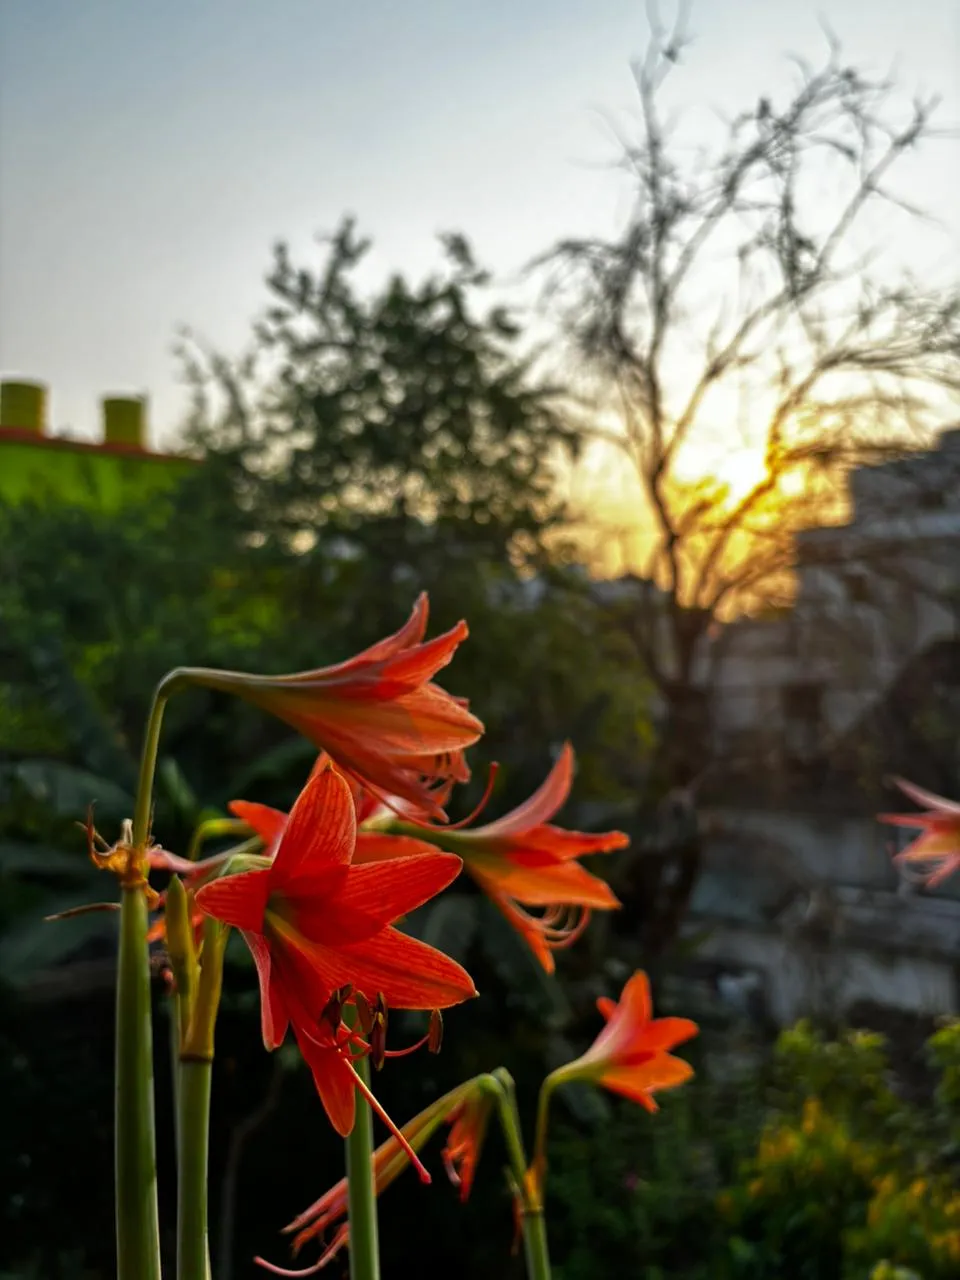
[549,970,698,1110]
[170,594,482,819]
[194,760,476,1135]
[363,744,626,971]
[879,777,960,888]
[530,971,697,1203]
[258,1078,496,1276]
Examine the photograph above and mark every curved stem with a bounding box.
[345,1052,381,1280]
[115,885,162,1280]
[532,1075,556,1194]
[491,1069,552,1280]
[132,689,167,848]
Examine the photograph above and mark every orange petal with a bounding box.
[467,856,619,910]
[273,762,355,883]
[286,926,477,1009]
[289,854,462,945]
[353,832,443,864]
[626,1016,699,1057]
[596,996,617,1021]
[195,869,270,932]
[890,777,960,815]
[599,1054,694,1103]
[503,824,630,865]
[344,622,471,700]
[229,800,287,849]
[243,930,289,1050]
[293,1024,357,1137]
[478,744,574,838]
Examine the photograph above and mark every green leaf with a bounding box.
[13,759,133,820]
[0,888,117,983]
[0,841,95,880]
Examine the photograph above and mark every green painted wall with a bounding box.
[0,437,195,510]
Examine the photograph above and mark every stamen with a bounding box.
[441,763,500,831]
[508,901,592,950]
[255,1226,348,1276]
[383,1031,430,1059]
[347,1060,432,1185]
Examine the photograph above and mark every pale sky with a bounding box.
[1,0,958,449]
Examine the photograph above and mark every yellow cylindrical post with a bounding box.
[103,396,146,449]
[0,381,47,433]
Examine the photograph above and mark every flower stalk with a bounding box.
[345,1051,381,1280]
[115,880,162,1280]
[115,679,178,1280]
[490,1070,552,1280]
[177,915,226,1280]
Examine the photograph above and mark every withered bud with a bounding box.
[369,1012,387,1071]
[320,990,345,1034]
[374,992,389,1029]
[428,1009,444,1054]
[352,990,374,1036]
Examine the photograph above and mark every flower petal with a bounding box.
[466,856,619,910]
[890,777,960,816]
[293,1023,357,1137]
[286,926,477,1009]
[242,930,290,1050]
[273,762,355,884]
[195,869,270,932]
[599,1054,694,1103]
[352,832,443,864]
[621,1016,699,1057]
[478,743,574,838]
[287,854,463,946]
[229,800,287,850]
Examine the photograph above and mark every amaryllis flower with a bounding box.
[545,970,698,1110]
[168,594,482,819]
[366,744,627,971]
[194,760,476,1133]
[529,971,697,1204]
[879,777,960,889]
[260,1077,497,1276]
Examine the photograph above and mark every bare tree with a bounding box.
[537,6,960,948]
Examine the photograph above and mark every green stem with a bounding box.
[491,1069,552,1280]
[532,1075,555,1192]
[115,885,162,1280]
[178,917,225,1280]
[345,1052,381,1280]
[177,1059,213,1280]
[520,1211,552,1280]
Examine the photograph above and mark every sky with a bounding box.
[1,0,958,451]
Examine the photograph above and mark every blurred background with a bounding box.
[2,2,960,1276]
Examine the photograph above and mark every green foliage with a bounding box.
[545,1020,960,1280]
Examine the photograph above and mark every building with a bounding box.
[0,379,195,510]
[685,428,960,1024]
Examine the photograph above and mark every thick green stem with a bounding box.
[491,1069,552,1280]
[345,1052,381,1280]
[177,1059,213,1280]
[178,917,225,1280]
[115,885,162,1280]
[521,1210,552,1280]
